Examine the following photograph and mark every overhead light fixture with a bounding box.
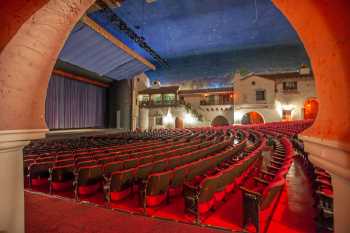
[95,0,169,67]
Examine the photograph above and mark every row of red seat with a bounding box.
[239,137,294,232]
[293,138,333,232]
[24,123,311,232]
[106,138,233,203]
[183,131,266,221]
[248,120,313,137]
[27,134,209,189]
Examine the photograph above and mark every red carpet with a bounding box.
[268,160,316,233]
[25,160,316,233]
[25,192,225,233]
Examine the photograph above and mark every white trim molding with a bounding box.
[0,129,48,152]
[300,135,350,181]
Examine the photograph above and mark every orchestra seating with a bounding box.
[23,120,322,232]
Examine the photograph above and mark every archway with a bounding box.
[241,112,264,125]
[211,115,229,126]
[1,1,350,233]
[304,98,319,120]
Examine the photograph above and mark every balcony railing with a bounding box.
[139,100,182,108]
[199,100,233,106]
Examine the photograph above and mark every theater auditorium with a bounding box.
[0,1,349,233]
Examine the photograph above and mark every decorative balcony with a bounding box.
[139,100,183,108]
[199,100,234,106]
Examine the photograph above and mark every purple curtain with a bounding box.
[45,75,106,129]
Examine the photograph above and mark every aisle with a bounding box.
[267,160,316,232]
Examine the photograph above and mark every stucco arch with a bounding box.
[211,115,229,126]
[241,111,265,125]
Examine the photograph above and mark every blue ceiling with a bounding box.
[60,0,310,82]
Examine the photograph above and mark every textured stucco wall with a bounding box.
[234,75,276,105]
[272,0,350,143]
[233,73,316,123]
[0,0,95,130]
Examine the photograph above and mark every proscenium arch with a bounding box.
[211,115,229,126]
[0,0,96,130]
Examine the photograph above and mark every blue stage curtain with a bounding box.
[45,75,106,129]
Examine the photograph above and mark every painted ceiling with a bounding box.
[59,0,310,82]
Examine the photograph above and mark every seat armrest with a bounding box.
[184,182,199,192]
[240,186,262,197]
[316,179,332,188]
[259,170,275,177]
[316,190,333,199]
[253,177,269,185]
[271,160,283,166]
[267,164,279,171]
[272,156,285,161]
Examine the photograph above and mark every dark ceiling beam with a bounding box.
[52,69,111,88]
[86,0,123,14]
[81,15,156,70]
[95,0,169,67]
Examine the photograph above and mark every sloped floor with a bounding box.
[25,159,316,233]
[25,191,225,233]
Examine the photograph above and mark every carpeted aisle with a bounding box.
[25,191,227,233]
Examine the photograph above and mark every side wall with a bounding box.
[107,79,132,130]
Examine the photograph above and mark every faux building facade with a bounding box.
[133,68,317,130]
[233,67,317,124]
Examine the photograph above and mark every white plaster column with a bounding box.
[301,136,350,233]
[140,108,149,131]
[0,129,47,233]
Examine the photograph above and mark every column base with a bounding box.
[0,129,47,233]
[300,135,350,233]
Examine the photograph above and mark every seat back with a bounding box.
[261,178,285,210]
[217,165,239,191]
[147,170,172,196]
[110,168,136,192]
[78,165,103,185]
[151,159,169,173]
[139,155,154,164]
[168,156,182,169]
[136,163,154,181]
[104,161,124,176]
[55,159,75,167]
[123,158,138,169]
[77,160,97,168]
[52,164,75,182]
[170,165,190,188]
[198,174,221,203]
[30,162,53,177]
[98,156,115,165]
